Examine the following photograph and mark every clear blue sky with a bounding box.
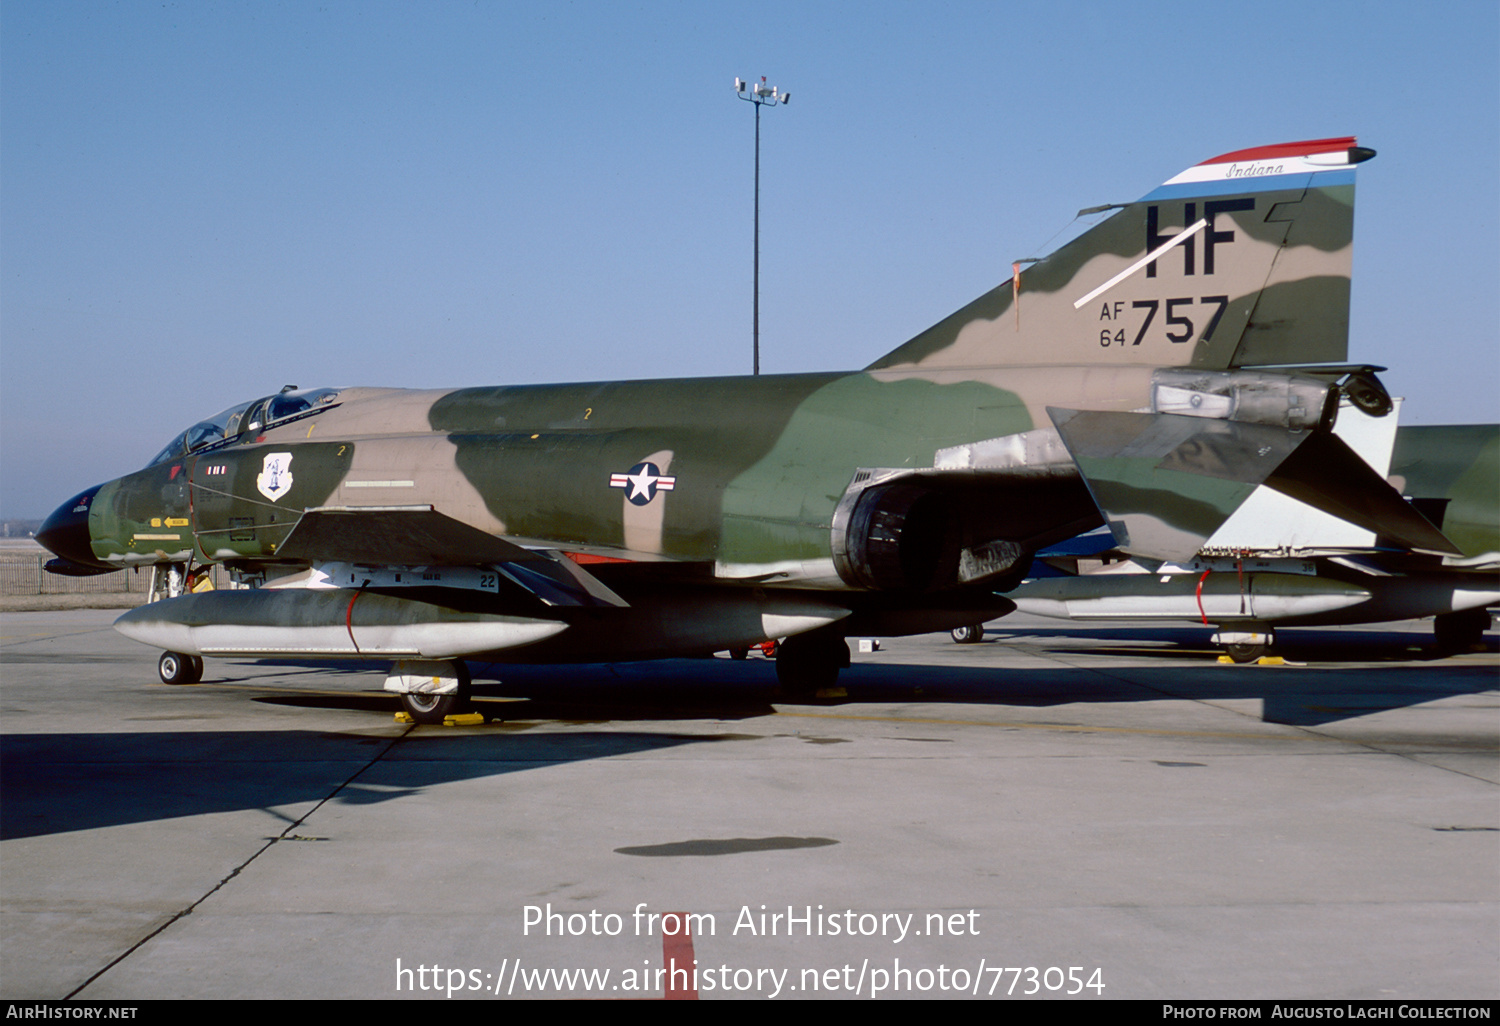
[3,0,1496,518]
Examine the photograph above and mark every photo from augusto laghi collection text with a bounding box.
[1162,1008,1494,1020]
[395,903,1106,998]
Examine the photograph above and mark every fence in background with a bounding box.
[0,550,233,597]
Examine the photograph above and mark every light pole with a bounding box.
[735,77,788,375]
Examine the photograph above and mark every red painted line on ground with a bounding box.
[662,911,697,1000]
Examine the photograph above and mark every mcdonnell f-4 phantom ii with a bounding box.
[38,135,1492,720]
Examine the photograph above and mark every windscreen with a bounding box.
[148,387,341,466]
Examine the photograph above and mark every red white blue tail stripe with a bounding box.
[1146,137,1373,200]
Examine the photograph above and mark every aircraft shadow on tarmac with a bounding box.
[3,628,1490,841]
[0,726,740,841]
[249,624,1495,731]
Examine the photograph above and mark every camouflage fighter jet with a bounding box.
[42,136,1472,718]
[1000,416,1497,660]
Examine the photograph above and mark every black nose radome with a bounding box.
[37,486,112,572]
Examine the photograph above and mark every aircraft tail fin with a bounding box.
[869,138,1374,373]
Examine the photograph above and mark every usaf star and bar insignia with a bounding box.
[609,462,676,506]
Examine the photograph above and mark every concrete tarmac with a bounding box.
[1,609,1495,1000]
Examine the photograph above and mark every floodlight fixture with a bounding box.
[734,76,790,375]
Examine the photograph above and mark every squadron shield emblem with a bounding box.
[256,452,295,502]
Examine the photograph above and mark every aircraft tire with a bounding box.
[951,624,984,644]
[775,634,847,696]
[158,650,202,685]
[1224,641,1267,664]
[729,647,749,660]
[399,662,472,724]
[1434,609,1490,653]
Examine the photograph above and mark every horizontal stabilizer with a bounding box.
[1050,409,1460,561]
[1050,409,1296,559]
[278,506,541,565]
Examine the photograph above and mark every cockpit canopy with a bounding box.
[149,387,342,467]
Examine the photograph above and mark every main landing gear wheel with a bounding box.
[158,651,203,685]
[399,662,472,725]
[774,633,849,697]
[1224,640,1269,664]
[951,624,984,644]
[1434,608,1490,653]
